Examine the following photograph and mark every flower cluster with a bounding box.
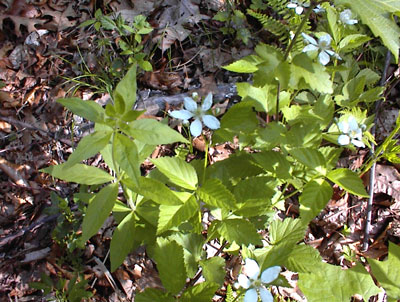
[237,259,281,302]
[168,92,220,137]
[339,9,358,25]
[337,116,366,148]
[287,0,310,15]
[302,33,341,65]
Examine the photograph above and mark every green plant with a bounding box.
[42,0,400,301]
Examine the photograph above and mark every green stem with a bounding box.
[203,135,209,185]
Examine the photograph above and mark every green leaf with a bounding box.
[290,148,327,176]
[151,157,198,190]
[64,130,112,168]
[369,242,400,300]
[135,288,174,302]
[114,63,137,112]
[335,0,400,61]
[338,34,372,52]
[114,133,141,187]
[210,219,262,246]
[157,195,198,234]
[132,177,183,205]
[41,163,113,185]
[269,218,305,245]
[81,183,118,242]
[327,168,368,197]
[299,179,333,224]
[223,56,260,73]
[298,263,380,302]
[200,257,226,286]
[197,178,237,210]
[110,212,136,271]
[252,151,291,179]
[153,238,186,294]
[124,119,189,144]
[236,82,275,113]
[181,282,220,302]
[57,98,105,123]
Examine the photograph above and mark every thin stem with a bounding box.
[203,135,209,185]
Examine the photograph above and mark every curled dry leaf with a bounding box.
[375,164,400,202]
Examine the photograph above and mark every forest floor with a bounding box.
[0,0,399,301]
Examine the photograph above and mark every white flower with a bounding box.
[287,0,310,15]
[237,259,281,302]
[337,116,365,148]
[313,4,325,14]
[340,9,358,25]
[302,33,341,65]
[169,92,220,137]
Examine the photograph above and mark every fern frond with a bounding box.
[263,0,289,14]
[225,284,235,302]
[247,10,290,42]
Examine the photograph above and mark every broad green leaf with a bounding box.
[200,257,226,286]
[64,130,112,168]
[253,43,284,85]
[181,282,220,302]
[253,122,286,150]
[157,195,198,234]
[153,238,186,295]
[114,133,141,187]
[114,63,137,112]
[326,5,339,43]
[151,157,198,190]
[132,177,183,205]
[57,98,105,123]
[110,212,136,271]
[124,118,189,144]
[335,0,400,61]
[252,151,291,179]
[135,288,174,302]
[197,178,237,210]
[286,244,323,273]
[338,34,372,52]
[369,242,400,300]
[269,218,305,245]
[223,56,259,73]
[290,148,327,176]
[41,163,113,185]
[298,263,380,302]
[81,183,118,243]
[209,219,262,246]
[327,168,368,197]
[299,179,333,224]
[236,82,275,113]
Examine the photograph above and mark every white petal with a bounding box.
[238,274,251,289]
[301,33,317,45]
[287,3,297,8]
[201,92,213,111]
[351,139,365,148]
[295,6,304,14]
[337,120,349,133]
[325,49,335,56]
[261,266,281,283]
[190,118,202,137]
[169,109,194,120]
[347,116,358,131]
[318,51,330,65]
[347,19,358,25]
[259,287,274,302]
[244,289,258,302]
[202,115,220,130]
[183,97,198,112]
[244,259,260,280]
[353,128,363,140]
[303,44,319,53]
[319,34,332,46]
[338,134,350,145]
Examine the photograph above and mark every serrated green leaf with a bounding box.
[110,212,136,271]
[200,257,226,286]
[252,151,291,179]
[64,130,112,168]
[135,288,174,302]
[369,242,400,300]
[114,63,137,112]
[236,82,275,113]
[286,244,323,273]
[197,178,237,210]
[269,218,305,245]
[114,133,141,187]
[81,183,118,243]
[335,0,400,61]
[124,118,189,144]
[157,195,198,234]
[339,34,372,52]
[298,263,380,302]
[181,281,220,302]
[151,157,198,190]
[133,177,183,205]
[41,163,113,185]
[290,148,327,176]
[154,238,186,294]
[57,98,105,123]
[299,179,333,224]
[327,168,368,197]
[223,56,259,73]
[210,219,262,246]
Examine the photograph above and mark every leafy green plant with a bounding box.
[41,1,400,301]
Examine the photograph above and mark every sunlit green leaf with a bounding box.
[327,168,368,197]
[57,98,105,123]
